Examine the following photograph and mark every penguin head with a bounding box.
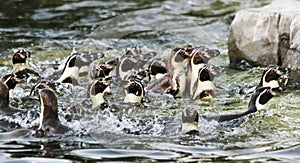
[259,65,291,89]
[182,108,199,123]
[1,73,27,90]
[125,47,141,56]
[148,59,167,81]
[173,48,191,63]
[125,70,148,81]
[89,77,112,97]
[191,46,220,65]
[92,58,119,79]
[12,49,31,64]
[198,65,216,82]
[248,86,277,112]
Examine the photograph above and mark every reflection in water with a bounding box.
[1,0,299,162]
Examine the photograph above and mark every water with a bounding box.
[1,0,300,162]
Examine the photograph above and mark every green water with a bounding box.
[1,0,300,162]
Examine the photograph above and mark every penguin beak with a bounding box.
[269,88,278,96]
[276,67,291,75]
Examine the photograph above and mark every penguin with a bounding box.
[11,49,40,77]
[1,73,27,98]
[88,77,112,109]
[57,53,90,85]
[258,65,290,91]
[116,47,156,80]
[203,86,277,122]
[192,65,217,101]
[181,107,199,134]
[123,79,145,104]
[188,46,220,96]
[35,88,71,136]
[91,58,119,79]
[0,82,23,114]
[148,58,167,81]
[181,86,277,134]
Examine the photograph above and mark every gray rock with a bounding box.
[228,0,300,71]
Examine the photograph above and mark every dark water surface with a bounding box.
[2,0,300,162]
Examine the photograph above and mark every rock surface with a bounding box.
[228,0,300,71]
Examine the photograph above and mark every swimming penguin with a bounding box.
[188,46,220,96]
[148,58,167,81]
[35,88,71,136]
[57,53,90,85]
[192,65,217,101]
[0,82,23,114]
[181,108,199,134]
[1,73,27,98]
[88,77,112,109]
[116,47,156,80]
[11,49,40,77]
[91,58,119,79]
[203,86,277,122]
[181,86,277,134]
[123,79,145,104]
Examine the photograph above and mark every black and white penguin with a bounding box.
[181,86,277,133]
[116,47,156,80]
[88,77,112,109]
[0,82,23,114]
[188,46,220,96]
[148,58,168,81]
[204,86,277,122]
[123,79,145,104]
[35,88,71,136]
[91,58,119,79]
[192,65,216,101]
[1,73,27,98]
[181,107,199,134]
[258,65,290,91]
[11,49,40,77]
[57,53,90,85]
